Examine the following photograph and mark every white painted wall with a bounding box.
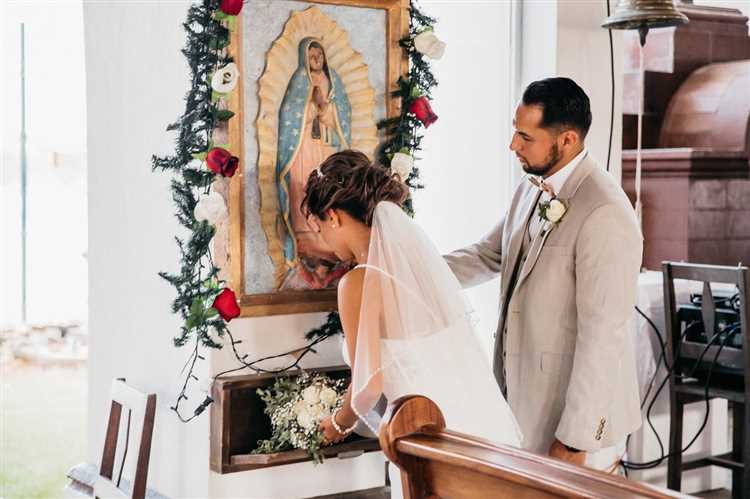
[84,2,210,496]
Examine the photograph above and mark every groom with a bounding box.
[445,77,642,470]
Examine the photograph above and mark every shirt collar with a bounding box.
[541,148,588,197]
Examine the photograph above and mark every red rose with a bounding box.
[213,288,241,322]
[206,147,239,177]
[409,97,438,127]
[219,0,243,16]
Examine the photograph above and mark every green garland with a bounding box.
[153,0,440,422]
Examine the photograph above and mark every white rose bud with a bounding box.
[194,190,227,225]
[413,30,446,60]
[391,152,414,180]
[302,385,320,405]
[211,63,239,94]
[319,387,338,407]
[547,199,567,223]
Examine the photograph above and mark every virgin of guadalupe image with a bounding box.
[276,37,352,290]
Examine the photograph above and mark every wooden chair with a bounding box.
[663,262,749,498]
[379,395,685,499]
[94,378,157,499]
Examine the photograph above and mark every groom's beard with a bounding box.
[521,143,561,177]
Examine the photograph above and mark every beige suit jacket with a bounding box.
[446,154,643,453]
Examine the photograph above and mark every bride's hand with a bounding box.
[319,416,346,445]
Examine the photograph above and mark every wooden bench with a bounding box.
[379,395,688,499]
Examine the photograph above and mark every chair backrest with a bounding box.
[95,378,156,499]
[662,262,749,383]
[379,395,685,498]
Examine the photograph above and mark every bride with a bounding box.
[303,150,522,476]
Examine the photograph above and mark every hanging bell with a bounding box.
[602,0,689,45]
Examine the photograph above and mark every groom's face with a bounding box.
[510,104,561,177]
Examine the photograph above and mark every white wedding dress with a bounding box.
[340,202,521,497]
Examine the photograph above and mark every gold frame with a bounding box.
[224,0,409,317]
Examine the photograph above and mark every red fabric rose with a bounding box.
[213,288,240,321]
[219,0,243,16]
[409,97,438,127]
[206,147,239,177]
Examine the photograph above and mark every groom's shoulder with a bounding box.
[578,162,633,210]
[575,164,640,235]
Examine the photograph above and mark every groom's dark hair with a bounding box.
[522,77,592,139]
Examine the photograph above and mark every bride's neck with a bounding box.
[349,225,371,265]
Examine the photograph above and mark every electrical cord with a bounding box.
[623,312,741,470]
[605,0,615,173]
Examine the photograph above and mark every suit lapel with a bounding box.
[513,154,596,291]
[503,186,542,296]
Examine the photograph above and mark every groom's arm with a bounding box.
[555,203,643,452]
[444,218,505,288]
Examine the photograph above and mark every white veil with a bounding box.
[350,202,522,446]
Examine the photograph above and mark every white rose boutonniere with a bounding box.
[539,198,567,225]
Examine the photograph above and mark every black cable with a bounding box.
[623,326,740,470]
[605,0,614,173]
[635,305,669,409]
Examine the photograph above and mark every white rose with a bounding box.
[296,409,315,430]
[309,403,328,419]
[546,199,567,223]
[413,30,446,60]
[319,387,338,407]
[302,385,320,405]
[292,399,307,416]
[194,190,227,225]
[391,152,414,180]
[211,63,239,94]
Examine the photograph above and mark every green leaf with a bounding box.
[211,91,225,103]
[226,15,237,32]
[208,36,230,51]
[206,307,219,318]
[213,143,230,150]
[191,152,208,161]
[215,109,235,121]
[190,298,204,316]
[214,10,229,21]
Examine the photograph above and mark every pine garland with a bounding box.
[154,0,441,422]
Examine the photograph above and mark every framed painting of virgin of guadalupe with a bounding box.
[222,0,409,317]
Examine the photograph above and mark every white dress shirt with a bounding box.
[527,148,588,241]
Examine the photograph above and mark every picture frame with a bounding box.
[222,0,409,317]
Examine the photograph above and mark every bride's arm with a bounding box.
[320,268,365,442]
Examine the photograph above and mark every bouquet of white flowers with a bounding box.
[253,372,348,463]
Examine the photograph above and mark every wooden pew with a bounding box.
[379,396,687,499]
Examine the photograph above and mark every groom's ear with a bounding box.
[560,129,580,148]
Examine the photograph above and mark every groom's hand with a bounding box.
[549,439,586,466]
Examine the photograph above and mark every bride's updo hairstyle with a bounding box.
[302,150,408,226]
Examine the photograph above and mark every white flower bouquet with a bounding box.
[253,372,348,463]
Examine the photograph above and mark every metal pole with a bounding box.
[20,23,27,324]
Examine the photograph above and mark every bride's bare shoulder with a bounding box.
[338,266,366,300]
